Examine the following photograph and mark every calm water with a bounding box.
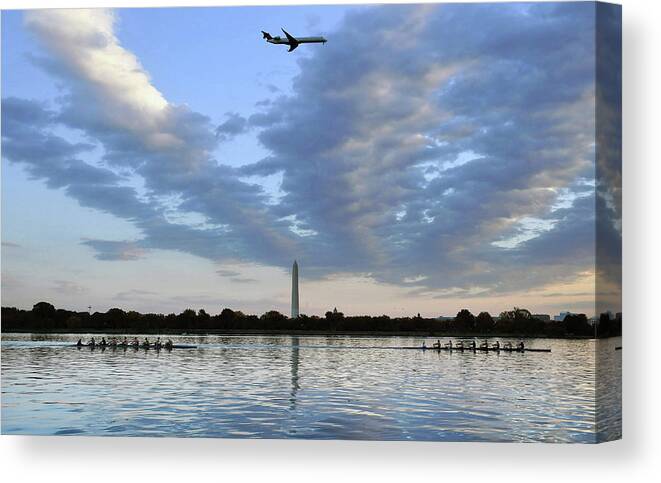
[1,334,621,442]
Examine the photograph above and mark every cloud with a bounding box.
[595,3,622,313]
[2,4,620,305]
[229,277,258,284]
[5,9,299,268]
[216,268,257,284]
[52,280,88,295]
[81,239,148,261]
[2,241,22,248]
[1,273,23,290]
[24,9,169,144]
[215,112,248,141]
[113,289,157,301]
[247,3,603,294]
[216,269,240,278]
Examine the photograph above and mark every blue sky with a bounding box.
[1,3,621,317]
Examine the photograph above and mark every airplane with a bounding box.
[261,28,327,52]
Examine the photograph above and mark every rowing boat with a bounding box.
[74,344,197,350]
[421,346,551,353]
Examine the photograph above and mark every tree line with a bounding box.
[0,302,622,338]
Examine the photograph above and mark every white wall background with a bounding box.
[1,0,659,481]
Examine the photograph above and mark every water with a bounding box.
[1,334,621,442]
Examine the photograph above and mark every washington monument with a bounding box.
[291,260,299,318]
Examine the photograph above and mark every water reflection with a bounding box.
[1,334,621,442]
[290,337,300,410]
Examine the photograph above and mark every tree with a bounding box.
[260,310,287,324]
[517,307,532,320]
[32,301,56,319]
[499,307,532,321]
[455,309,475,330]
[564,313,590,336]
[475,311,495,332]
[177,309,197,329]
[219,308,235,321]
[65,314,83,331]
[196,308,212,329]
[325,307,344,320]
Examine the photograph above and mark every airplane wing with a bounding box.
[282,28,300,52]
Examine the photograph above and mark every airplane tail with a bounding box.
[261,31,272,40]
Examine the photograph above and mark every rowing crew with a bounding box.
[423,340,525,351]
[76,337,174,350]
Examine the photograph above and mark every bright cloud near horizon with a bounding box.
[1,3,621,318]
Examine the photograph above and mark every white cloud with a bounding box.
[3,3,620,312]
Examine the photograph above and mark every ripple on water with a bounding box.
[1,334,621,442]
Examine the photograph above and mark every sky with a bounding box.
[1,3,621,318]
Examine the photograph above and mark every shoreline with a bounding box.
[3,305,621,339]
[0,329,602,339]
